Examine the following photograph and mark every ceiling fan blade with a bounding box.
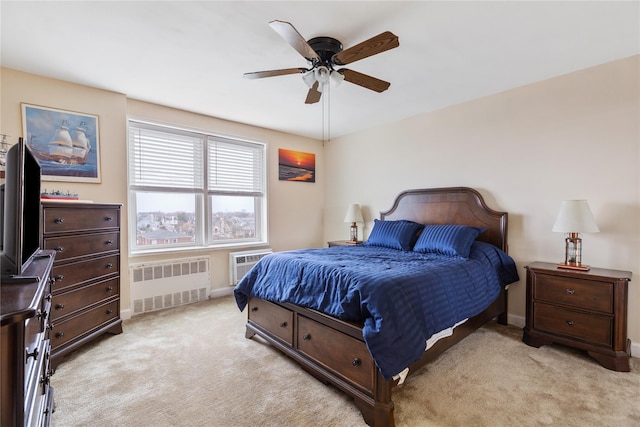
[332,31,399,66]
[305,81,322,104]
[244,68,307,79]
[269,20,320,61]
[339,69,390,93]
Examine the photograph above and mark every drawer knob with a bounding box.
[55,246,64,253]
[251,306,258,312]
[54,217,64,224]
[105,216,114,222]
[55,275,64,282]
[107,286,114,292]
[303,333,311,341]
[106,240,113,246]
[280,321,287,328]
[566,289,575,295]
[566,320,574,326]
[106,309,113,314]
[352,357,361,367]
[106,263,114,269]
[55,332,64,339]
[55,303,65,310]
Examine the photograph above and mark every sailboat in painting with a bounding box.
[33,120,91,164]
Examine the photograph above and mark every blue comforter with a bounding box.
[234,242,519,379]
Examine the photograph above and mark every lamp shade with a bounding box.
[314,66,330,84]
[344,204,364,223]
[552,200,599,233]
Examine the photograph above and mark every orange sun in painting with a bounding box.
[278,149,315,169]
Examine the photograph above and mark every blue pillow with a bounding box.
[413,224,485,258]
[365,219,424,251]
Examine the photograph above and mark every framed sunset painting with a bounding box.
[278,148,315,182]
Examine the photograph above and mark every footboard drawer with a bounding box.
[248,298,294,346]
[297,314,375,393]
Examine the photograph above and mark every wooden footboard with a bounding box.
[245,286,507,427]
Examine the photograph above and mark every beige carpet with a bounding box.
[51,296,640,427]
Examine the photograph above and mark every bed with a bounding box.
[234,187,519,427]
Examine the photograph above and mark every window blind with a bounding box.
[129,124,204,190]
[208,137,264,194]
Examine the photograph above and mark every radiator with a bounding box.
[229,249,272,285]
[130,257,210,315]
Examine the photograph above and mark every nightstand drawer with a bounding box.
[534,303,612,347]
[533,273,613,313]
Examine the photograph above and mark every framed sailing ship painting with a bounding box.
[21,103,101,183]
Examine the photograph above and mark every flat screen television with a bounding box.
[1,137,42,278]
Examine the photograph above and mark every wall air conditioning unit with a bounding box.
[229,249,272,286]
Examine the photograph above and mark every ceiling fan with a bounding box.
[244,20,399,104]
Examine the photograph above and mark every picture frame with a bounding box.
[278,148,316,182]
[21,103,101,183]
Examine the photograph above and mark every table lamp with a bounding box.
[552,200,599,271]
[343,204,364,243]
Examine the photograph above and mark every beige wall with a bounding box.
[323,55,640,349]
[1,68,325,317]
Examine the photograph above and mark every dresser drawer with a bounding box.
[43,232,119,261]
[50,277,119,321]
[533,273,613,313]
[248,298,293,346]
[50,299,119,350]
[43,206,120,233]
[534,303,612,347]
[297,315,374,393]
[51,254,119,292]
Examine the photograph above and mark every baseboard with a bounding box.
[631,340,639,358]
[508,313,525,329]
[210,287,234,298]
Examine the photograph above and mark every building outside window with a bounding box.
[127,120,267,254]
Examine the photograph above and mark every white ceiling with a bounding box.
[1,1,638,141]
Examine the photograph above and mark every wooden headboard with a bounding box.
[380,187,508,252]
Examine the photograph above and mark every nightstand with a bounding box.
[327,240,363,247]
[523,262,632,371]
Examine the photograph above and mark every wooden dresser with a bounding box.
[41,201,123,370]
[1,250,56,426]
[523,262,632,371]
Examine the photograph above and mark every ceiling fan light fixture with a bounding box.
[314,66,330,84]
[302,70,315,88]
[330,70,344,86]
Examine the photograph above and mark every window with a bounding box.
[128,120,267,254]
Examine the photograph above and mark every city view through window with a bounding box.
[135,193,256,247]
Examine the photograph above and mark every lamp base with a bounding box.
[556,263,591,271]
